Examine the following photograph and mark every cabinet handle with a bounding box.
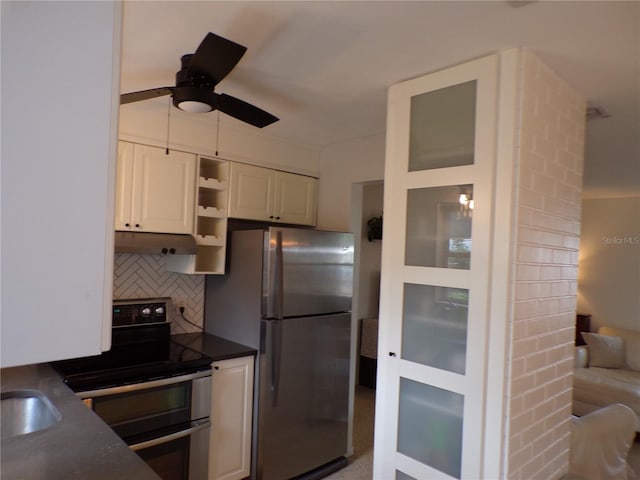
[161,248,168,254]
[125,223,130,227]
[135,224,141,228]
[213,366,219,370]
[276,216,280,220]
[269,215,274,219]
[389,352,397,357]
[169,248,176,254]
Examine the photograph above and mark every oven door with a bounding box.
[130,418,210,480]
[78,370,211,480]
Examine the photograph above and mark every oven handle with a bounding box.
[76,369,212,399]
[129,418,210,452]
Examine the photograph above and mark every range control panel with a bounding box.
[112,298,173,327]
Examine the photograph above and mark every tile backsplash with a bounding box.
[113,253,205,334]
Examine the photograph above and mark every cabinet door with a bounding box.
[114,141,135,230]
[274,171,318,226]
[131,144,196,234]
[227,163,274,221]
[1,2,121,367]
[210,356,254,480]
[373,55,498,479]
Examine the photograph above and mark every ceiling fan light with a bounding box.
[172,86,216,113]
[177,100,212,113]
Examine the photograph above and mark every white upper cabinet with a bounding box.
[273,170,318,226]
[1,2,122,367]
[228,162,317,226]
[227,162,275,222]
[116,142,196,235]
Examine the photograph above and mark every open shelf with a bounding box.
[198,205,225,218]
[198,189,226,212]
[167,156,229,275]
[199,177,226,190]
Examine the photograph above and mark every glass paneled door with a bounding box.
[373,55,498,479]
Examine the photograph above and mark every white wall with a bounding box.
[577,196,640,331]
[317,134,386,231]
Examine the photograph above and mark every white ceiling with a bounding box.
[120,1,640,197]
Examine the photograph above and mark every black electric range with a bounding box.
[53,298,212,392]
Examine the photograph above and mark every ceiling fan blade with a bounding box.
[188,32,247,86]
[217,93,279,128]
[120,87,173,105]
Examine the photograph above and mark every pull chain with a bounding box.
[165,98,171,155]
[215,111,220,157]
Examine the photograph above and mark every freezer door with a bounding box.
[263,227,354,318]
[258,313,350,480]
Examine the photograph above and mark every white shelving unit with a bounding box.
[167,156,229,275]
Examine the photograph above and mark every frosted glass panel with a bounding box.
[405,185,473,268]
[398,378,463,479]
[402,283,468,374]
[396,471,417,480]
[408,81,476,171]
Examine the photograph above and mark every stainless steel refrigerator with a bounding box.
[204,227,354,480]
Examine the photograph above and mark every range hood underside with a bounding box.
[114,231,198,255]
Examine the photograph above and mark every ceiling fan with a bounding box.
[120,32,278,128]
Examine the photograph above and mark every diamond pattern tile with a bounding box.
[114,254,204,334]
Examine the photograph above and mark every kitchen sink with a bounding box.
[1,390,61,439]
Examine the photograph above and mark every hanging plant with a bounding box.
[367,215,383,242]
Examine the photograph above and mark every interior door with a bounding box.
[373,54,498,479]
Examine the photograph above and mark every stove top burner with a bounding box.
[54,340,212,392]
[52,298,212,392]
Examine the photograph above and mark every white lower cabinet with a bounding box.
[209,356,254,480]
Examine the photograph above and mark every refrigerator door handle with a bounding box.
[274,230,284,320]
[269,319,283,408]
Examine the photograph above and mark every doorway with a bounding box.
[326,180,383,479]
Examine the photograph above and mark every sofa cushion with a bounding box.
[583,332,626,369]
[573,367,640,415]
[599,326,640,372]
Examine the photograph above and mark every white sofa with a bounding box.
[573,326,640,432]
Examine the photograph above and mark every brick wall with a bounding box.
[506,50,586,479]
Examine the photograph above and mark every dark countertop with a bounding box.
[172,332,257,361]
[0,333,254,480]
[0,364,160,480]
